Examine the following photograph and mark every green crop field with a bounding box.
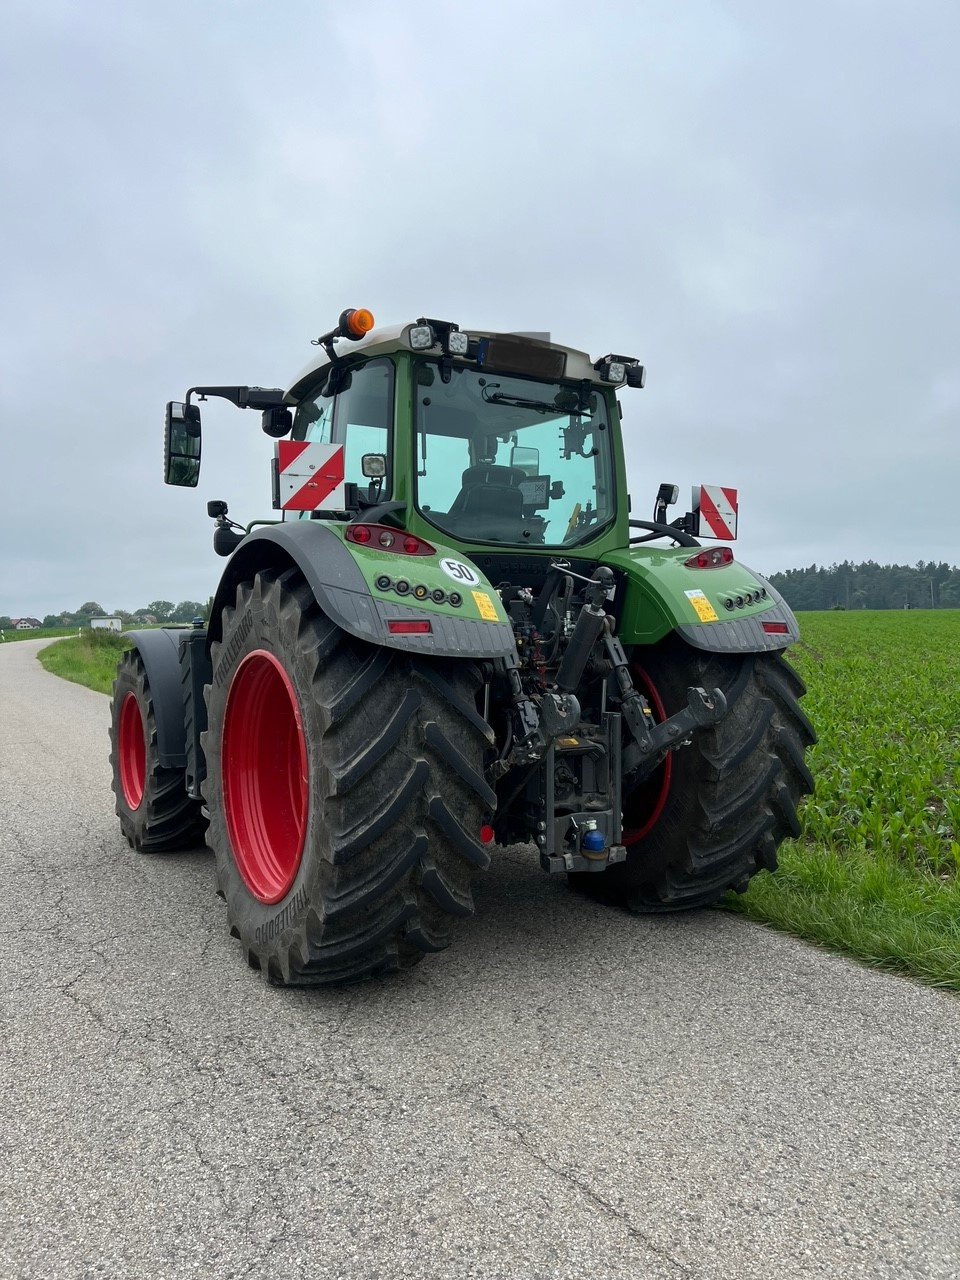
[36,610,960,989]
[726,610,960,990]
[2,625,83,643]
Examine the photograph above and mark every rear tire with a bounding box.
[108,650,206,852]
[578,638,815,910]
[202,568,495,985]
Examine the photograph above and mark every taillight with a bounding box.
[479,824,495,844]
[762,621,789,635]
[387,619,432,635]
[345,524,436,556]
[684,547,734,569]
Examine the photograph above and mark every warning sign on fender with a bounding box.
[684,589,719,623]
[276,441,346,511]
[693,484,738,541]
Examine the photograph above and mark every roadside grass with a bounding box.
[2,625,82,643]
[38,630,127,695]
[725,610,960,990]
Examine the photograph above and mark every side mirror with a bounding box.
[510,445,540,476]
[164,401,201,487]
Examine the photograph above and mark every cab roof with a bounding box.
[284,321,608,402]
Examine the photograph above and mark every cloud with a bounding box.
[0,0,958,614]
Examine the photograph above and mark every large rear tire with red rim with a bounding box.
[202,567,494,986]
[574,637,815,910]
[108,649,206,853]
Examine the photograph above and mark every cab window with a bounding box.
[293,358,394,503]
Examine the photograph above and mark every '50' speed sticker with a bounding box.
[439,558,481,586]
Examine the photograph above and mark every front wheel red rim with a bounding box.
[221,649,308,904]
[621,665,673,846]
[118,692,146,811]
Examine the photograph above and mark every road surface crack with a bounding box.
[478,1101,699,1278]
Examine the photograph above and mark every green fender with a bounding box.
[600,546,800,653]
[206,521,518,660]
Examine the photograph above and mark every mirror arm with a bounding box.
[185,386,286,410]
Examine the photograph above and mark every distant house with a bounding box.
[91,617,123,632]
[11,618,42,630]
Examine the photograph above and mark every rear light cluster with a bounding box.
[762,621,790,635]
[721,586,769,611]
[376,574,462,607]
[684,547,734,570]
[345,524,435,556]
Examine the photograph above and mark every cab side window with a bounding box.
[293,357,394,501]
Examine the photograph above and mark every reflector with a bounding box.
[387,620,432,635]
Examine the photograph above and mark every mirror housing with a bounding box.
[164,401,201,487]
[262,406,293,438]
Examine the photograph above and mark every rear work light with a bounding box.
[762,621,790,635]
[387,619,432,635]
[684,547,734,569]
[345,524,436,556]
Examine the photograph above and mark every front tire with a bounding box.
[202,568,495,985]
[108,650,206,852]
[583,638,815,910]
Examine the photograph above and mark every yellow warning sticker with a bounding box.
[471,590,500,622]
[684,588,719,623]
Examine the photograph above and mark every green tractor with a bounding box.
[109,309,814,985]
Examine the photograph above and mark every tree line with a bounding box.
[0,599,213,630]
[6,561,959,629]
[766,561,960,611]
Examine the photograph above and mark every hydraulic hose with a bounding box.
[628,519,699,548]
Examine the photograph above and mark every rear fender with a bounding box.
[121,628,189,769]
[206,522,518,660]
[602,547,800,654]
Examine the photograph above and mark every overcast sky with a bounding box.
[1,0,957,617]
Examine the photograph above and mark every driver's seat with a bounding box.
[445,464,525,539]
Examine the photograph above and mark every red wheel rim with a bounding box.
[118,692,146,811]
[221,649,308,904]
[621,665,673,846]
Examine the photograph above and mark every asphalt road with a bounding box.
[1,637,958,1280]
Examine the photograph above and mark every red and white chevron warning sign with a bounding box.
[694,484,738,541]
[276,441,346,511]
